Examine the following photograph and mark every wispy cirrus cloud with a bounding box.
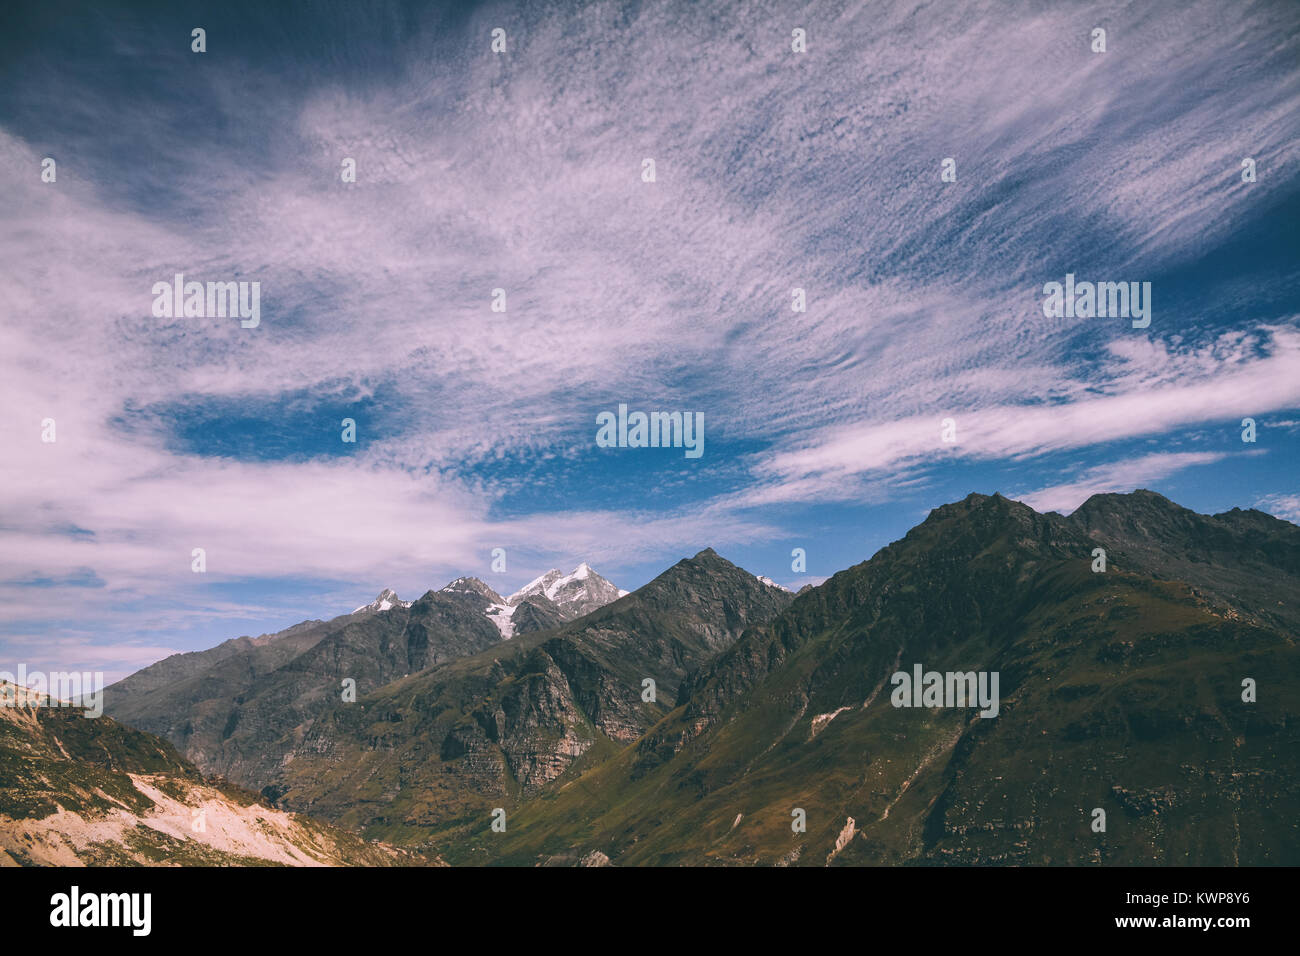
[1257,493,1300,524]
[1,0,1297,666]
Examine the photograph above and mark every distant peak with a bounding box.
[352,588,409,614]
[439,577,506,605]
[1073,488,1186,519]
[925,491,1027,524]
[506,563,624,617]
[1083,488,1174,504]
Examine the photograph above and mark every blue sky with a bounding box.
[1,0,1298,681]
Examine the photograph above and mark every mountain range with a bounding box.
[102,564,628,789]
[7,490,1296,865]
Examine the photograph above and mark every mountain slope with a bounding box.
[104,587,510,789]
[0,682,415,866]
[438,492,1300,866]
[1070,488,1300,631]
[106,564,630,793]
[267,550,794,841]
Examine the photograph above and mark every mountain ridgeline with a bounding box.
[96,491,1300,866]
[102,565,628,790]
[247,550,793,833]
[473,492,1299,865]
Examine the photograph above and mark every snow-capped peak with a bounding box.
[755,574,791,592]
[352,588,410,614]
[508,570,564,605]
[506,563,626,619]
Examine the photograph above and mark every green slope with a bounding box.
[436,493,1300,865]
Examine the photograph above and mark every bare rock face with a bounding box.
[828,818,857,863]
[508,595,567,635]
[478,649,594,790]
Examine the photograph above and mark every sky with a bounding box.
[1,0,1298,682]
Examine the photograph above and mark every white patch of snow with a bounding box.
[810,706,851,737]
[508,570,561,605]
[485,603,517,640]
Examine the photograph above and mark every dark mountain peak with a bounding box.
[649,547,755,588]
[1070,489,1207,546]
[923,490,1025,522]
[1074,487,1184,519]
[624,548,795,636]
[508,593,567,635]
[909,491,1076,560]
[1214,505,1299,533]
[1069,488,1300,629]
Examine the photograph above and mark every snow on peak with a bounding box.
[507,563,625,618]
[352,588,410,614]
[508,570,564,605]
[756,574,791,592]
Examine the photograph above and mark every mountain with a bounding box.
[1069,489,1300,631]
[97,492,1298,866]
[432,567,628,640]
[104,586,509,788]
[439,578,506,605]
[426,492,1300,866]
[104,564,628,791]
[507,563,629,619]
[262,549,794,840]
[352,588,411,615]
[503,595,567,636]
[0,681,416,866]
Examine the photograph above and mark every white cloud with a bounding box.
[1,0,1297,652]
